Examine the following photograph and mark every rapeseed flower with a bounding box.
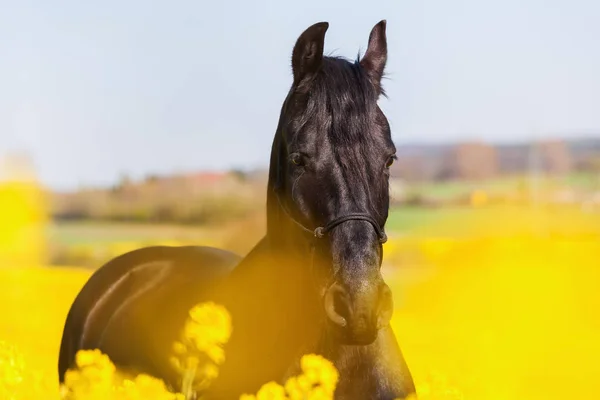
[170,301,232,397]
[60,348,186,400]
[58,301,233,399]
[242,354,339,400]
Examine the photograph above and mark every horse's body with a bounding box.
[58,20,416,399]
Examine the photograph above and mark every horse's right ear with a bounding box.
[291,22,329,86]
[360,20,387,96]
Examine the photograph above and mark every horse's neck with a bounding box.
[223,231,316,310]
[285,326,372,378]
[282,325,349,382]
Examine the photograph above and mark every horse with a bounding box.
[57,20,416,400]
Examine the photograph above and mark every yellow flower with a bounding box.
[172,302,232,370]
[299,354,338,394]
[0,340,54,399]
[172,341,187,355]
[283,376,305,399]
[242,354,340,400]
[186,302,232,347]
[470,189,488,207]
[61,348,185,400]
[0,340,26,387]
[169,301,233,397]
[115,374,186,400]
[307,386,331,400]
[255,381,288,400]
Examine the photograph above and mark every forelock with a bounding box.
[289,56,380,147]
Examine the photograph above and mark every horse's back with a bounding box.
[58,245,240,383]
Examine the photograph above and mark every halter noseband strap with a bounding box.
[274,191,388,244]
[314,213,387,243]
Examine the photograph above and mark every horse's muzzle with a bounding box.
[324,280,394,345]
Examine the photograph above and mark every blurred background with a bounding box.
[1,0,600,399]
[2,137,600,269]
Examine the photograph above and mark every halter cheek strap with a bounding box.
[274,190,388,297]
[274,190,388,244]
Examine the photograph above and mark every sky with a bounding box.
[1,0,600,190]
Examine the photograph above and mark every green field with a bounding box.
[47,220,218,246]
[44,171,600,255]
[46,205,600,269]
[46,207,453,251]
[49,205,600,246]
[387,205,600,238]
[405,172,600,199]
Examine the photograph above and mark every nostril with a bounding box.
[333,288,350,320]
[377,284,394,328]
[324,283,349,328]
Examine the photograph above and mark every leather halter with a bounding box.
[271,98,389,298]
[274,190,388,244]
[274,190,388,295]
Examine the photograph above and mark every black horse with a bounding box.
[58,20,416,400]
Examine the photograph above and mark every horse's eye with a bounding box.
[385,155,396,169]
[290,153,305,166]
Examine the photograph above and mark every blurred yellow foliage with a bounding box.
[61,348,185,400]
[0,181,48,267]
[470,190,488,208]
[0,186,599,399]
[240,354,339,400]
[170,302,232,397]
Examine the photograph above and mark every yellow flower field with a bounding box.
[1,228,599,399]
[1,178,600,398]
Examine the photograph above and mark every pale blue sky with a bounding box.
[2,0,599,190]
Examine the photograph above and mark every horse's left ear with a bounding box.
[360,20,388,95]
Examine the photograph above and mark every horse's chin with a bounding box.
[345,331,378,346]
[329,323,379,346]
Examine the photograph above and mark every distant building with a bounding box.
[391,137,600,181]
[538,139,572,175]
[569,138,600,171]
[447,142,498,180]
[391,144,451,182]
[496,140,573,176]
[391,155,428,182]
[496,144,530,175]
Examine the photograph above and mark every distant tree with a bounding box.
[111,172,133,192]
[539,140,572,176]
[449,142,498,181]
[229,168,247,182]
[119,173,133,187]
[145,174,160,183]
[589,156,600,189]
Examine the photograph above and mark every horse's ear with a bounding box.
[291,21,329,85]
[360,20,388,95]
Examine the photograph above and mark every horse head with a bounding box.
[268,20,396,346]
